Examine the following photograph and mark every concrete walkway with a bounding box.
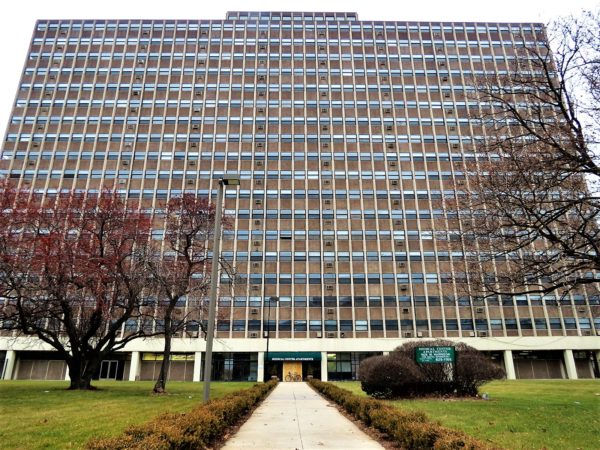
[222,382,384,450]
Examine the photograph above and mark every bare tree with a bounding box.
[149,194,234,394]
[0,186,157,389]
[458,10,600,300]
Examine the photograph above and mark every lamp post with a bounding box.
[264,296,279,380]
[203,174,240,402]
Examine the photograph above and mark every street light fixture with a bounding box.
[203,174,240,402]
[264,296,279,380]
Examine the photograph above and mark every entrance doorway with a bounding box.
[283,361,302,381]
[99,360,120,380]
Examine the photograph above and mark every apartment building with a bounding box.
[1,12,598,383]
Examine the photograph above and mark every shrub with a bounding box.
[308,380,493,450]
[87,380,277,450]
[359,353,423,398]
[360,340,505,398]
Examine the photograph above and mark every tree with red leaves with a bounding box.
[0,185,156,390]
[149,194,233,394]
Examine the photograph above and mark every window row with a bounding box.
[213,317,594,332]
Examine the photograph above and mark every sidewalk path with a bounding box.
[222,382,384,450]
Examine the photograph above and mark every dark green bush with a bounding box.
[87,380,277,450]
[360,340,505,398]
[308,379,494,450]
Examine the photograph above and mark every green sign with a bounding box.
[267,352,321,362]
[415,346,455,364]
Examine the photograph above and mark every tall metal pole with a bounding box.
[265,298,272,380]
[203,180,224,402]
[265,296,278,381]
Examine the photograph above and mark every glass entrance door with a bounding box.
[99,360,119,380]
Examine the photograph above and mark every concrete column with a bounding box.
[257,351,265,382]
[503,350,516,380]
[128,351,141,382]
[321,352,328,381]
[563,349,578,380]
[2,350,16,380]
[193,352,202,382]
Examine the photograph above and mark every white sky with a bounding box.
[1,0,598,138]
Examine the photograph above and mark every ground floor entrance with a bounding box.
[265,352,322,381]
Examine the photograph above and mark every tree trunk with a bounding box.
[154,314,173,394]
[67,354,98,390]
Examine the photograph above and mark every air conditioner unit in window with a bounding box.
[122,160,129,166]
[398,262,405,268]
[402,307,410,313]
[189,160,196,166]
[249,332,259,338]
[476,307,484,313]
[327,308,335,314]
[191,142,198,148]
[253,240,261,247]
[578,307,586,313]
[403,331,412,337]
[252,284,260,290]
[417,331,424,338]
[118,179,126,185]
[325,241,333,247]
[442,76,448,82]
[323,161,330,167]
[316,331,323,338]
[324,200,331,205]
[255,199,262,205]
[187,180,194,185]
[469,331,476,337]
[255,179,263,185]
[326,285,334,291]
[478,331,488,337]
[256,160,263,166]
[396,241,404,247]
[252,262,260,269]
[391,180,398,186]
[400,285,408,291]
[326,332,336,338]
[254,220,261,226]
[250,308,258,315]
[192,124,199,130]
[326,262,334,269]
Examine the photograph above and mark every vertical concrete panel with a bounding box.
[503,350,516,380]
[563,350,578,380]
[321,352,328,381]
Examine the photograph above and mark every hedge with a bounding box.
[308,379,498,450]
[87,380,278,450]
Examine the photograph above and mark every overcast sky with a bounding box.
[1,0,598,138]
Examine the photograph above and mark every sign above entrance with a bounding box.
[415,346,455,364]
[267,352,321,362]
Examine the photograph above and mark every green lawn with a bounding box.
[333,380,600,450]
[0,380,255,450]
